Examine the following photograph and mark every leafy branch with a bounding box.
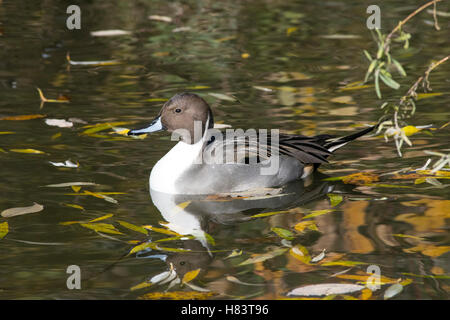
[375,54,450,156]
[363,0,442,99]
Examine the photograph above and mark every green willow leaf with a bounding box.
[392,58,406,77]
[374,68,381,99]
[379,71,400,90]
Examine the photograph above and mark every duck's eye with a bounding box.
[175,108,182,113]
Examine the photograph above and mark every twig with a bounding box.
[383,0,442,54]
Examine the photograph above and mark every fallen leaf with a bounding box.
[289,245,311,264]
[241,53,250,59]
[287,283,365,297]
[89,214,114,223]
[138,291,215,300]
[66,53,121,66]
[0,114,45,121]
[44,182,97,188]
[37,88,70,103]
[360,288,373,300]
[330,96,355,104]
[0,222,8,239]
[271,227,294,240]
[1,203,44,218]
[321,260,367,267]
[117,220,149,235]
[327,194,343,207]
[224,249,243,259]
[182,269,201,284]
[49,160,79,168]
[45,119,73,128]
[143,225,181,236]
[64,204,84,210]
[148,15,172,23]
[10,148,45,154]
[238,247,288,266]
[90,29,131,37]
[384,283,403,300]
[301,209,334,220]
[208,93,237,101]
[294,220,319,233]
[80,223,123,235]
[251,210,291,218]
[311,249,326,263]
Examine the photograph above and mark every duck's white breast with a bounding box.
[149,140,203,194]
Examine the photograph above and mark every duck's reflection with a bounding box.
[144,175,334,279]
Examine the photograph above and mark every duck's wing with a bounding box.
[278,124,377,164]
[203,125,376,165]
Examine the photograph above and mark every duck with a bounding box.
[128,92,376,195]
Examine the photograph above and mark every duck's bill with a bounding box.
[128,116,164,136]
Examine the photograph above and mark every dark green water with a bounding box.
[0,0,449,300]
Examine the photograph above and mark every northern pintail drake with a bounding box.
[128,92,376,195]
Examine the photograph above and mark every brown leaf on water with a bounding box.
[1,203,44,218]
[0,114,46,121]
[138,291,215,300]
[182,268,201,284]
[404,244,450,257]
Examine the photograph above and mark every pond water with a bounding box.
[0,0,449,300]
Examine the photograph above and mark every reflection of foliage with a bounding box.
[363,0,448,157]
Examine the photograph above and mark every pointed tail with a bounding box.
[324,124,378,152]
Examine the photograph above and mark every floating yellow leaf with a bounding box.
[130,281,152,291]
[327,193,343,207]
[1,202,44,218]
[301,209,334,220]
[289,245,311,264]
[182,268,201,284]
[82,190,118,204]
[66,53,121,66]
[321,260,367,267]
[64,203,84,210]
[251,210,290,218]
[0,222,8,239]
[330,96,355,104]
[37,88,70,103]
[360,288,372,300]
[51,132,62,140]
[286,27,298,36]
[144,98,169,102]
[80,223,123,235]
[143,225,181,236]
[0,114,46,121]
[271,227,294,240]
[294,220,318,233]
[71,185,81,193]
[336,274,398,285]
[238,248,288,266]
[0,131,15,135]
[138,291,215,300]
[89,214,114,223]
[404,244,450,257]
[241,53,250,59]
[225,249,243,259]
[416,92,443,100]
[215,35,237,42]
[118,220,148,235]
[81,122,134,135]
[10,148,45,154]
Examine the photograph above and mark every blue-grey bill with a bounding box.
[128,116,164,135]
